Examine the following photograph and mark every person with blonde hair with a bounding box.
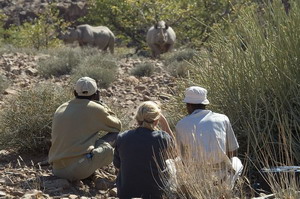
[113,101,174,199]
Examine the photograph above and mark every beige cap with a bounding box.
[183,86,210,105]
[74,77,97,96]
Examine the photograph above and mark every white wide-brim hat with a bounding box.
[74,76,98,96]
[183,86,210,105]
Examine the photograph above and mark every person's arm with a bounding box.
[94,103,122,132]
[158,113,175,139]
[113,136,121,169]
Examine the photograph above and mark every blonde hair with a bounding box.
[135,101,161,130]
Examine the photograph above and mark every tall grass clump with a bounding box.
[158,145,252,199]
[72,54,118,89]
[249,109,300,198]
[0,84,72,153]
[38,47,100,78]
[162,48,197,77]
[167,0,300,196]
[130,62,154,77]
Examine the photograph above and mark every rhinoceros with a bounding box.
[61,24,115,54]
[146,21,176,58]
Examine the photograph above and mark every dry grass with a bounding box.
[158,144,252,199]
[0,83,72,153]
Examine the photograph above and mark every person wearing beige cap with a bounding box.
[113,101,174,199]
[48,76,122,182]
[175,86,243,189]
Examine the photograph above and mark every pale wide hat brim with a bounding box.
[183,86,210,105]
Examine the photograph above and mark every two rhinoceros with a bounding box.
[61,21,176,57]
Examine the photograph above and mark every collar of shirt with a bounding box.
[190,109,211,117]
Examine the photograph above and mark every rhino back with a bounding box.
[77,24,94,43]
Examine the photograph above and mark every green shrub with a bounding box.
[0,45,39,56]
[72,54,118,89]
[0,84,72,153]
[165,61,191,77]
[162,48,197,64]
[38,47,85,78]
[131,62,154,77]
[3,5,68,49]
[165,1,300,195]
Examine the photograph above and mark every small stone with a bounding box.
[68,194,79,199]
[109,188,117,197]
[94,179,114,190]
[25,68,38,76]
[43,178,71,190]
[159,93,172,100]
[0,191,6,197]
[3,88,18,95]
[135,85,147,91]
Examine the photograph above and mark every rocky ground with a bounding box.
[0,51,178,199]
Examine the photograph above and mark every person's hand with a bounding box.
[158,113,174,138]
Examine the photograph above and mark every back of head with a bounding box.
[135,101,161,130]
[74,76,98,99]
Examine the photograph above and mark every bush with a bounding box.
[3,5,68,50]
[0,84,72,153]
[38,47,86,78]
[131,62,155,77]
[162,48,197,77]
[0,45,39,56]
[162,48,197,64]
[165,61,190,78]
[72,54,118,89]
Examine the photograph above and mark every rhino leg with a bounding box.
[163,43,172,53]
[150,43,163,58]
[108,36,114,54]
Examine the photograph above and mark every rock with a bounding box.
[109,188,117,197]
[68,194,79,199]
[3,88,18,95]
[135,85,147,91]
[159,93,172,100]
[43,178,71,190]
[141,76,151,83]
[125,100,134,105]
[143,95,151,101]
[0,191,6,197]
[12,190,25,197]
[25,68,38,76]
[124,76,139,85]
[94,179,114,190]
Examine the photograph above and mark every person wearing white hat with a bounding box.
[175,86,242,189]
[48,76,122,182]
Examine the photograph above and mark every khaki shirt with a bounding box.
[48,99,121,163]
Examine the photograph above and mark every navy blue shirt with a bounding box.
[113,127,172,199]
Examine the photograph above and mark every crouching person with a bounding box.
[48,77,122,181]
[113,101,174,199]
